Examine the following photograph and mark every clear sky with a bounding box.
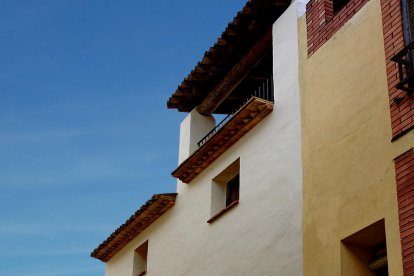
[0,1,251,275]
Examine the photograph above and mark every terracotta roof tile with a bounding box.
[91,193,177,262]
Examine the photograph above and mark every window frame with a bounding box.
[133,240,148,276]
[208,159,240,224]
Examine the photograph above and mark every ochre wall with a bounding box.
[299,0,404,275]
[306,0,369,56]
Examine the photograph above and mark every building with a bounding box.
[91,0,414,275]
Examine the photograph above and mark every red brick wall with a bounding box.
[395,148,414,275]
[380,0,414,140]
[306,0,368,56]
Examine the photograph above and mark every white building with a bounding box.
[91,1,303,275]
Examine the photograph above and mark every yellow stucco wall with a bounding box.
[299,0,405,275]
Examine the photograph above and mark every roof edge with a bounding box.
[91,193,177,262]
[167,0,291,113]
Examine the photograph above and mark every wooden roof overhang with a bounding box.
[172,97,273,183]
[91,193,177,262]
[167,0,291,115]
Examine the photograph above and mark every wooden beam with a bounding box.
[196,29,272,115]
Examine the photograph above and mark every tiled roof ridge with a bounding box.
[91,193,177,262]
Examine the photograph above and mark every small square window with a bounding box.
[341,220,388,276]
[208,159,240,223]
[133,241,148,276]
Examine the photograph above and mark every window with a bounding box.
[402,0,414,44]
[133,241,148,276]
[340,220,388,276]
[333,0,350,14]
[226,175,239,207]
[208,159,240,223]
[391,0,414,94]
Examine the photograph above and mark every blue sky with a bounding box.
[0,1,248,275]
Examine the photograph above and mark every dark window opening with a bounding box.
[368,244,388,276]
[226,175,239,207]
[333,0,350,14]
[341,220,388,276]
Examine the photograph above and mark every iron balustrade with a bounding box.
[197,113,232,147]
[197,75,274,147]
[391,41,414,94]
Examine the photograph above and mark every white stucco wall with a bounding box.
[178,108,216,164]
[105,2,302,275]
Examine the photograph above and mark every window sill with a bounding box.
[207,200,239,224]
[137,271,146,276]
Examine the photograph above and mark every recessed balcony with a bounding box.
[172,96,273,184]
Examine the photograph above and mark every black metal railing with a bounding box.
[197,113,232,147]
[197,75,274,147]
[251,75,274,103]
[391,41,414,93]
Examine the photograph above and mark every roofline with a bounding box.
[167,0,291,113]
[91,193,177,262]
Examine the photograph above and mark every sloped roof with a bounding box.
[91,193,177,262]
[167,0,291,114]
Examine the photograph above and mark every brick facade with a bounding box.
[380,0,414,140]
[306,0,368,56]
[395,148,414,275]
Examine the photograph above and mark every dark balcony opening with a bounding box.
[391,41,414,94]
[214,51,274,114]
[197,74,274,147]
[197,50,274,147]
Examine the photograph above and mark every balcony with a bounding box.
[391,41,414,94]
[172,77,274,184]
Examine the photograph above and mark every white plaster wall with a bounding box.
[178,108,215,164]
[105,2,302,275]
